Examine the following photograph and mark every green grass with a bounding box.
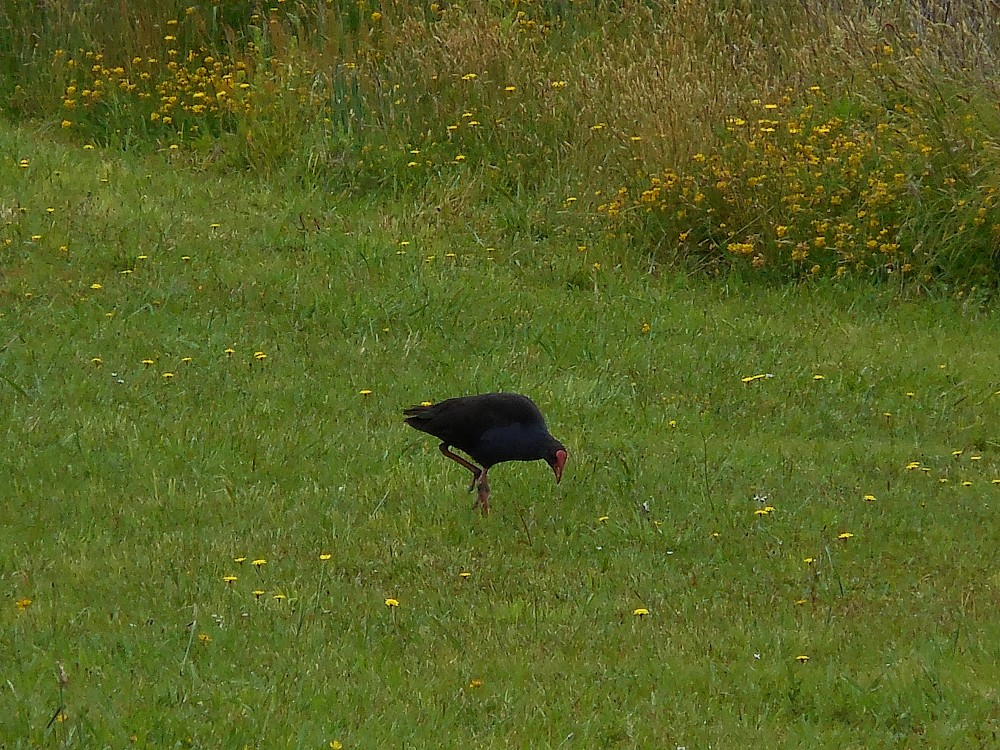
[5,121,1000,748]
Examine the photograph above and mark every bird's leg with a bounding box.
[439,444,482,491]
[475,469,490,515]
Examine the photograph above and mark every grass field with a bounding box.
[4,120,1000,748]
[4,1,1000,747]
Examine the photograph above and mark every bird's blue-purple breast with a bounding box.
[474,421,558,466]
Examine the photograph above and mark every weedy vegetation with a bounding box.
[3,0,1000,747]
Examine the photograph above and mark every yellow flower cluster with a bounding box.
[57,40,253,139]
[602,87,999,283]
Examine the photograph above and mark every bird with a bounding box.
[403,392,567,515]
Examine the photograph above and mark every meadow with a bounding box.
[3,1,1000,747]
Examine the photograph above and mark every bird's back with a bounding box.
[403,392,547,454]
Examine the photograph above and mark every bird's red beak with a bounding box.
[552,449,567,484]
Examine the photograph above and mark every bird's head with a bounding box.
[548,447,568,484]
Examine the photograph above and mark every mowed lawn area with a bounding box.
[3,120,1000,748]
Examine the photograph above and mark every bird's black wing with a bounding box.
[403,393,545,450]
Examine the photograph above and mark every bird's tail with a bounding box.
[403,403,436,429]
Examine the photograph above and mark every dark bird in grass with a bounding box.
[403,392,567,515]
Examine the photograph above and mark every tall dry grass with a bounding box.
[3,0,998,283]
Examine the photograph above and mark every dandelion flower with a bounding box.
[16,597,32,611]
[906,462,921,470]
[331,742,343,750]
[224,348,235,356]
[812,374,825,380]
[863,494,876,503]
[837,532,854,540]
[162,372,175,379]
[385,598,399,608]
[223,575,238,584]
[468,678,484,689]
[273,593,286,602]
[198,633,211,644]
[359,389,373,396]
[91,357,103,366]
[252,559,266,567]
[234,556,246,564]
[803,557,815,564]
[459,571,471,579]
[795,655,810,663]
[319,553,332,561]
[252,590,265,599]
[254,351,267,361]
[90,283,102,289]
[633,608,649,617]
[641,322,651,334]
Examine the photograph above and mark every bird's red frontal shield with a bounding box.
[552,449,567,483]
